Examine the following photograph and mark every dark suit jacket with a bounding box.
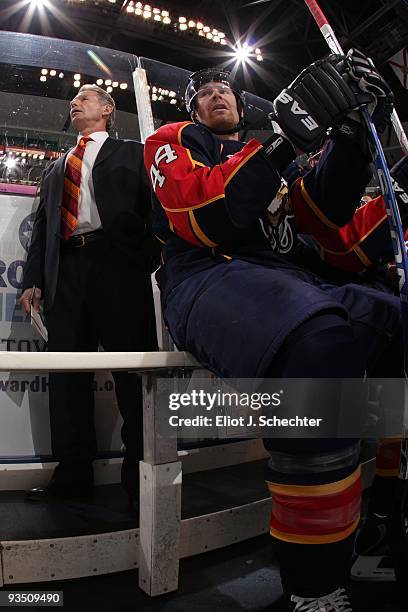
[23,137,157,312]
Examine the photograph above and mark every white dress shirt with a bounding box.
[65,131,108,235]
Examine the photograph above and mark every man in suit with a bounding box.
[21,84,158,504]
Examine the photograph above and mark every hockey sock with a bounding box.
[266,461,361,597]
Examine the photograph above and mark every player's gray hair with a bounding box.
[78,84,116,130]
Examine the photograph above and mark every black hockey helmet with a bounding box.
[185,68,245,134]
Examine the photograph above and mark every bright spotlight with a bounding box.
[234,46,251,63]
[30,0,45,8]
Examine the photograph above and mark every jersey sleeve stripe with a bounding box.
[353,245,371,266]
[161,193,225,213]
[224,144,263,187]
[300,179,340,230]
[185,148,207,169]
[177,121,194,146]
[188,210,218,247]
[154,234,166,245]
[317,214,388,257]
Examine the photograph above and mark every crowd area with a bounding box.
[16,49,408,611]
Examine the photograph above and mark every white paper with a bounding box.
[30,306,48,342]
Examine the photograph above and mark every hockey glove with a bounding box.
[390,155,408,227]
[272,51,393,151]
[272,54,370,152]
[343,49,394,134]
[262,132,297,174]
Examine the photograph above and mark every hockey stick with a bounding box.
[303,0,408,325]
[303,0,408,592]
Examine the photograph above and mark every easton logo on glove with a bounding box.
[273,92,319,132]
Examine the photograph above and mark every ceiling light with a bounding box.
[106,86,113,93]
[143,11,151,18]
[59,72,64,78]
[170,99,177,105]
[5,158,16,169]
[40,75,47,82]
[105,79,112,85]
[154,14,161,20]
[74,73,81,80]
[203,26,210,33]
[74,80,81,87]
[163,16,170,23]
[196,22,203,29]
[50,69,56,76]
[135,7,142,14]
[188,20,195,27]
[218,32,225,38]
[161,10,169,16]
[179,16,186,23]
[179,23,187,30]
[120,83,128,89]
[41,68,48,75]
[206,32,213,39]
[127,5,134,12]
[256,55,263,61]
[96,78,103,85]
[234,45,251,63]
[112,81,119,87]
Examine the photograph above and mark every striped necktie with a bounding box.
[61,135,93,240]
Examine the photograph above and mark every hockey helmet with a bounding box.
[185,68,245,133]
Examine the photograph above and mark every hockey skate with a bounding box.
[288,587,352,611]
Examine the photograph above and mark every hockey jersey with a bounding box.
[144,121,395,295]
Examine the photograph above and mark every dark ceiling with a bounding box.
[1,0,408,119]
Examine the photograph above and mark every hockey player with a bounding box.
[144,52,408,610]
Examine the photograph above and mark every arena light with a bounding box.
[30,0,45,8]
[5,158,16,170]
[73,80,81,88]
[120,82,128,89]
[96,78,104,85]
[234,44,251,64]
[74,73,81,80]
[50,69,57,76]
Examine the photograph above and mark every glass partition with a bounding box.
[138,56,277,143]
